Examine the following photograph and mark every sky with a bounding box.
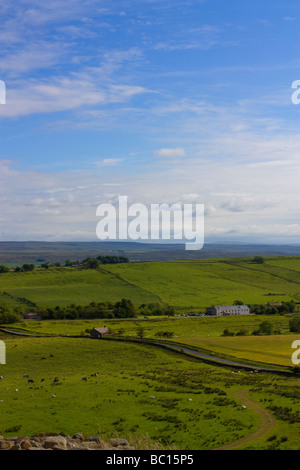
[0,0,300,245]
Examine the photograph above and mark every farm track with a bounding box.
[213,390,275,450]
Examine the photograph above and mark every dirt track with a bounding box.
[213,390,275,450]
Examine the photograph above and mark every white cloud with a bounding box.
[96,158,123,167]
[154,147,186,158]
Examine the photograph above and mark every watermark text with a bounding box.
[0,341,6,364]
[96,196,204,250]
[0,80,6,104]
[291,80,300,105]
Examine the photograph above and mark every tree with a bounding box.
[222,328,234,337]
[252,256,264,264]
[113,299,136,318]
[86,258,100,269]
[254,321,274,335]
[0,265,9,273]
[22,264,35,271]
[289,315,300,333]
[136,326,146,338]
[233,300,244,305]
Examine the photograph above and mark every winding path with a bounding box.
[213,390,275,450]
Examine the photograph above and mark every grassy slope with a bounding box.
[0,256,300,309]
[1,334,300,450]
[103,257,300,307]
[0,267,160,308]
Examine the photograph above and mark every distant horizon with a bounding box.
[1,240,300,247]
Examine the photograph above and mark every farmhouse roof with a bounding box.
[92,327,109,334]
[267,302,282,307]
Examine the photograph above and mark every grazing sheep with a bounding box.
[28,379,34,384]
[23,374,29,378]
[82,377,87,381]
[41,378,45,382]
[0,376,3,380]
[53,377,59,383]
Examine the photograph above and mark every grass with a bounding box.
[1,333,300,450]
[1,256,300,310]
[6,314,292,338]
[1,255,300,449]
[175,334,300,367]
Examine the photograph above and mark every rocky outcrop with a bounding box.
[0,433,135,450]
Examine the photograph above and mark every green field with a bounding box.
[1,333,300,450]
[3,313,292,339]
[1,255,300,449]
[6,315,298,370]
[175,335,300,367]
[1,256,300,309]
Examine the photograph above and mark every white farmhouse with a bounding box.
[205,305,250,316]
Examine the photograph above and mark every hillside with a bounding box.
[0,256,300,310]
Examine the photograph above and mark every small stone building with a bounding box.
[90,327,110,338]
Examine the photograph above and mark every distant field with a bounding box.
[7,314,293,338]
[0,267,160,308]
[5,315,296,368]
[102,257,300,308]
[175,334,299,367]
[1,256,300,309]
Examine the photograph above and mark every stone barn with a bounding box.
[90,327,110,338]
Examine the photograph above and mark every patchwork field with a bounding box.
[1,255,300,450]
[175,335,300,368]
[1,333,300,450]
[0,256,300,310]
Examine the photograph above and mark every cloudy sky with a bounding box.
[0,0,299,244]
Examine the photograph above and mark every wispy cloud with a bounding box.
[154,148,186,158]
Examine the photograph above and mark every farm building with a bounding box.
[205,305,250,316]
[267,302,282,307]
[22,313,41,320]
[90,327,110,338]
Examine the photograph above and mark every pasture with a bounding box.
[0,256,300,310]
[1,333,300,450]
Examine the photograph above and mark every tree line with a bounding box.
[0,255,129,274]
[0,299,177,323]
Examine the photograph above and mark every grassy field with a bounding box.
[5,314,293,338]
[103,257,300,308]
[1,256,300,310]
[1,333,300,450]
[175,335,300,367]
[1,255,300,449]
[3,315,298,370]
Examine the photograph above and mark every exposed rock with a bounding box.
[0,433,135,451]
[20,439,32,450]
[0,441,12,450]
[108,438,129,447]
[43,436,67,449]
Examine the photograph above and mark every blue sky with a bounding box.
[0,0,299,243]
